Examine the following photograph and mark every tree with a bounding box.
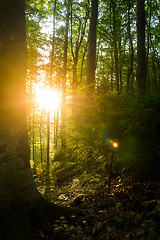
[86,0,99,97]
[0,1,74,239]
[136,0,146,94]
[126,0,134,93]
[70,0,89,106]
[61,0,69,148]
[110,0,120,93]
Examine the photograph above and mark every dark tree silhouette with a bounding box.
[0,1,74,239]
[136,0,146,94]
[86,0,98,97]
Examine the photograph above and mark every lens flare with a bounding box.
[112,142,119,148]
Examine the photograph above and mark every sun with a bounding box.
[36,87,61,111]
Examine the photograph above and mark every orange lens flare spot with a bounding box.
[112,142,119,148]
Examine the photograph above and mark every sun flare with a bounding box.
[36,87,61,111]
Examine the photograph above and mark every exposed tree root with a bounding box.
[0,194,84,240]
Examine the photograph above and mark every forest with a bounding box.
[0,0,160,239]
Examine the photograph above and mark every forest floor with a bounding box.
[35,175,160,240]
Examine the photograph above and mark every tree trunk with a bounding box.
[32,107,36,174]
[0,1,78,239]
[0,1,39,238]
[127,0,134,94]
[50,0,57,87]
[136,0,146,94]
[46,111,50,188]
[61,0,69,149]
[72,59,78,105]
[40,111,43,166]
[118,37,123,93]
[146,0,152,93]
[111,0,119,93]
[86,0,98,98]
[70,1,88,106]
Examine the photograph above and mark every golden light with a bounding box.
[36,87,61,111]
[112,142,119,149]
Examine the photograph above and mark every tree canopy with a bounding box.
[25,0,160,179]
[0,0,160,238]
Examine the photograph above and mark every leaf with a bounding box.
[63,224,69,229]
[37,4,41,10]
[82,220,87,224]
[53,224,59,228]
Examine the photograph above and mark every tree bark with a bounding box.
[0,1,39,238]
[110,0,119,93]
[50,0,57,87]
[86,0,98,98]
[0,1,79,239]
[61,0,69,148]
[71,1,89,106]
[46,111,50,188]
[136,0,146,94]
[127,0,134,94]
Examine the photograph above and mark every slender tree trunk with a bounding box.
[70,2,78,108]
[111,0,119,93]
[61,0,69,148]
[32,107,36,174]
[46,0,57,186]
[127,0,134,94]
[152,57,157,90]
[53,108,59,148]
[136,0,146,94]
[71,1,88,106]
[56,108,59,148]
[119,38,122,93]
[109,3,114,92]
[46,111,50,188]
[39,111,43,166]
[72,62,78,107]
[50,0,57,87]
[158,65,160,90]
[111,50,114,91]
[86,0,98,98]
[146,0,152,93]
[80,42,88,83]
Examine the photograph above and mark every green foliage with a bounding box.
[53,216,69,232]
[26,0,160,186]
[30,92,160,187]
[118,94,160,178]
[65,93,160,181]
